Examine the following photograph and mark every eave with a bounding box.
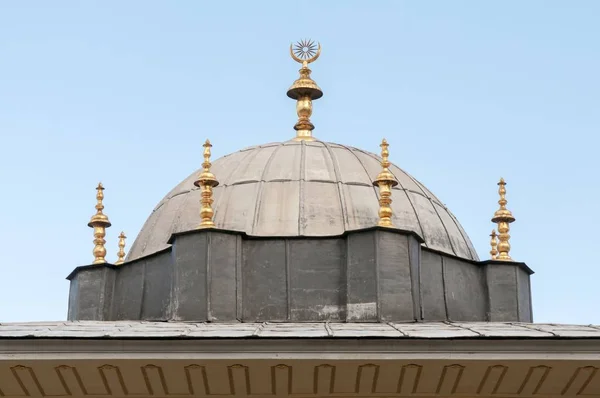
[1,322,600,397]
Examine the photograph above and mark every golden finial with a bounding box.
[287,39,323,141]
[115,231,127,265]
[87,182,112,264]
[490,229,498,260]
[372,138,399,227]
[491,178,516,261]
[194,139,219,228]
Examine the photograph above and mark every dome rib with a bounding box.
[251,142,286,234]
[448,211,478,260]
[166,188,193,246]
[354,148,427,242]
[139,203,163,257]
[400,170,460,257]
[216,146,264,232]
[321,141,350,233]
[221,148,259,182]
[339,143,380,199]
[391,173,428,243]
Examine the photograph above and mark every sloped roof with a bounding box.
[1,321,599,339]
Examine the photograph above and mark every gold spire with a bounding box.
[287,39,323,141]
[373,139,399,227]
[490,229,498,260]
[491,178,516,261]
[87,182,112,264]
[115,231,127,265]
[194,139,219,228]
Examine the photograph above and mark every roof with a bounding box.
[2,321,600,339]
[128,140,478,261]
[3,322,600,398]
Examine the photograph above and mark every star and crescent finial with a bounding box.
[287,39,323,141]
[290,39,322,68]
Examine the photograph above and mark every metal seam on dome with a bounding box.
[166,188,194,247]
[134,150,254,259]
[251,143,286,234]
[157,187,194,206]
[428,198,459,256]
[145,147,256,229]
[150,149,259,243]
[191,179,389,188]
[446,209,478,260]
[162,151,236,202]
[337,143,380,226]
[321,141,350,232]
[216,180,261,186]
[138,204,165,257]
[127,185,174,259]
[218,147,264,232]
[358,149,427,244]
[222,147,263,184]
[170,186,199,238]
[352,148,447,206]
[398,166,459,257]
[212,185,234,230]
[126,213,155,261]
[394,166,444,206]
[453,211,479,260]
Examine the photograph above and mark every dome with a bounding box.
[128,140,478,261]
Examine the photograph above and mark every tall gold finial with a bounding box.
[490,229,498,260]
[87,182,112,264]
[115,231,127,265]
[194,139,219,228]
[373,139,399,227]
[491,178,516,261]
[287,39,323,141]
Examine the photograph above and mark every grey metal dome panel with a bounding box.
[127,140,479,261]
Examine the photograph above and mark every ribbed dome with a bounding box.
[127,140,478,261]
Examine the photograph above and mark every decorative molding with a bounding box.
[0,362,598,397]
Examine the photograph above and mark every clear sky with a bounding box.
[0,1,598,323]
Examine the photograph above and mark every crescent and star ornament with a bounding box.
[290,39,321,67]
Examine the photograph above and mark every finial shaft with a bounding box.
[491,178,516,261]
[194,139,219,228]
[490,229,498,260]
[87,183,112,264]
[373,139,398,227]
[115,232,127,265]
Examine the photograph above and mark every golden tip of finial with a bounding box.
[89,182,111,264]
[499,177,506,184]
[115,231,127,265]
[195,139,219,228]
[373,137,398,228]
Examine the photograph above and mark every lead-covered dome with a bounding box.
[128,140,478,261]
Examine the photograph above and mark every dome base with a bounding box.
[68,227,532,323]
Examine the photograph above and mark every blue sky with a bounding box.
[0,1,598,323]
